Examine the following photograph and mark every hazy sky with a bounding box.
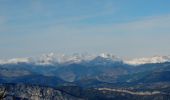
[0,0,170,58]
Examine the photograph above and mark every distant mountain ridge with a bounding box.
[0,53,170,65]
[0,54,170,84]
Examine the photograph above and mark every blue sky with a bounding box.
[0,0,170,58]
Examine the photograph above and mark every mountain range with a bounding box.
[1,53,170,65]
[0,53,170,100]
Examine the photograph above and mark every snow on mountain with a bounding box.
[36,53,57,65]
[0,58,31,65]
[88,53,123,66]
[0,53,170,66]
[56,53,96,64]
[124,55,170,65]
[99,53,122,62]
[34,53,95,65]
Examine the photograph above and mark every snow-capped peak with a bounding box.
[56,54,82,64]
[36,53,57,65]
[0,53,170,66]
[99,53,122,62]
[35,53,122,65]
[56,53,95,64]
[124,55,170,65]
[34,53,95,65]
[0,57,31,65]
[100,53,111,58]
